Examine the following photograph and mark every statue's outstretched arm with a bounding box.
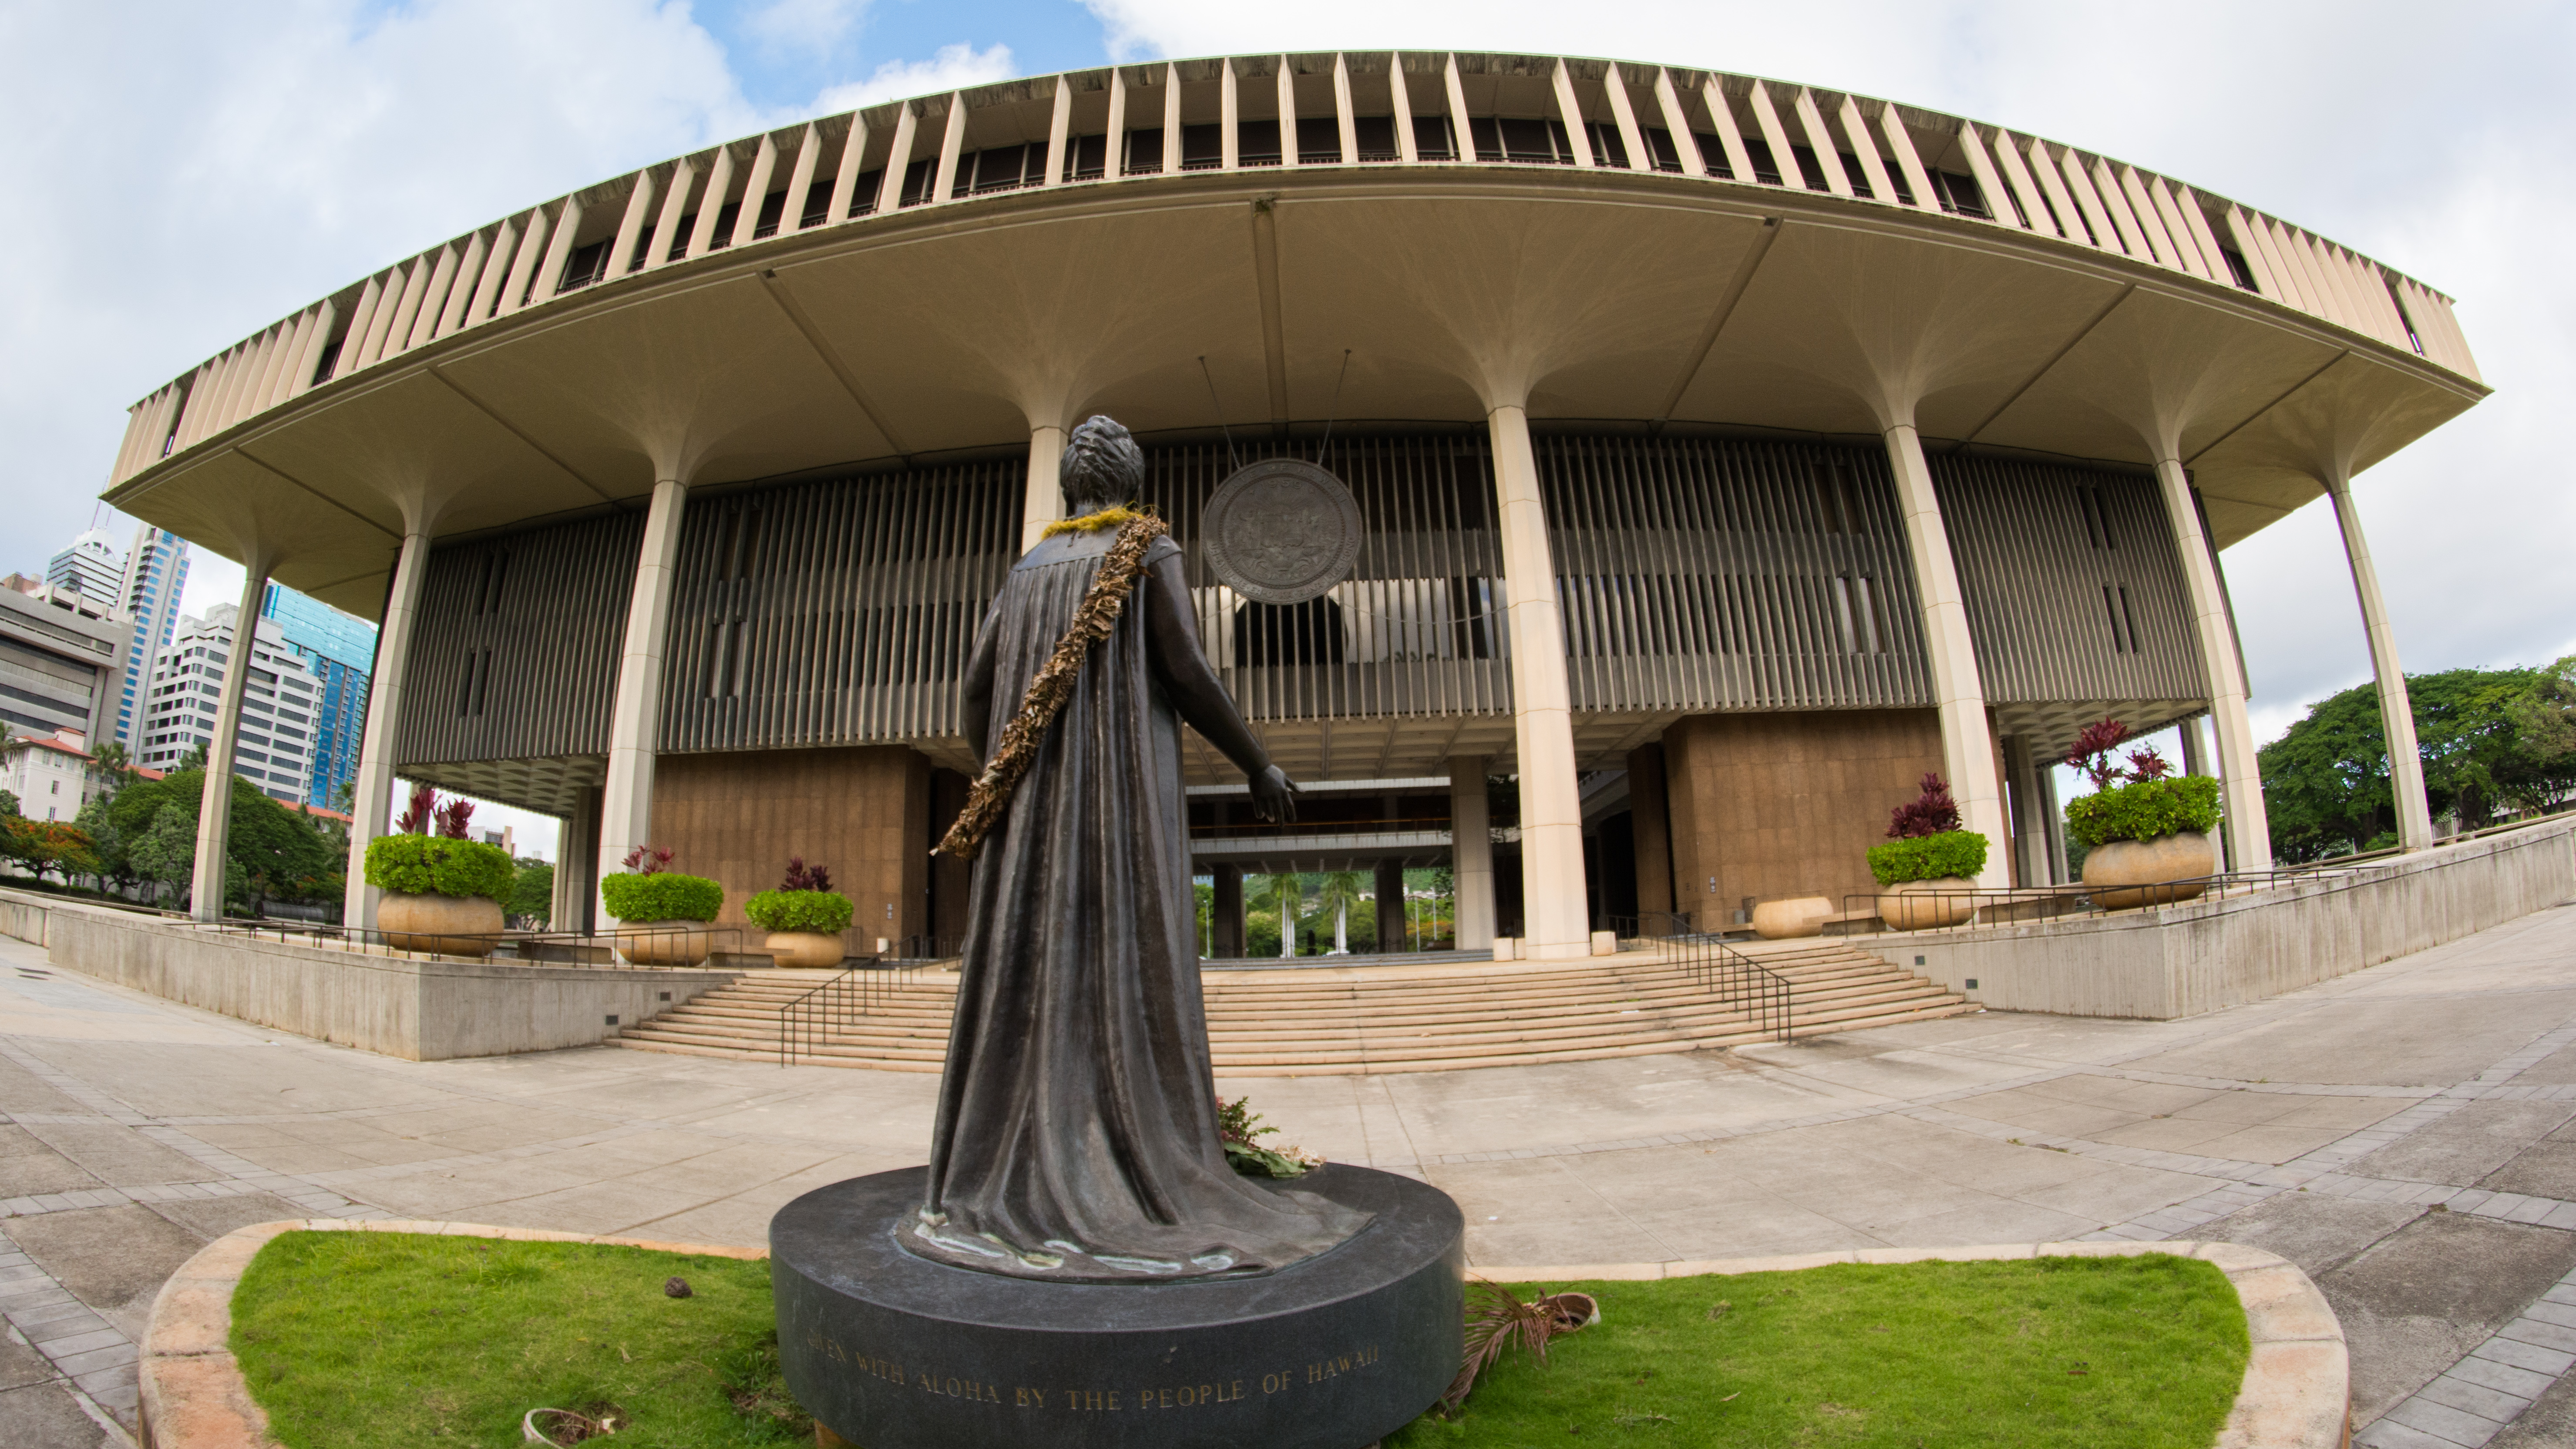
[959,610,999,763]
[1142,551,1298,823]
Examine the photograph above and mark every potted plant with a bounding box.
[599,845,723,965]
[365,786,515,955]
[744,857,854,968]
[1867,773,1989,931]
[2065,720,2223,909]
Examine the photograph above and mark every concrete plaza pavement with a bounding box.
[8,904,2576,1446]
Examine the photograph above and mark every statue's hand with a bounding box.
[1250,765,1300,824]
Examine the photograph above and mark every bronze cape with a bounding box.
[912,527,1368,1280]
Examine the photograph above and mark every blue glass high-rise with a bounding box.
[258,582,376,811]
[113,525,190,748]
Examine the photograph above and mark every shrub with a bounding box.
[363,835,514,900]
[2067,775,2223,848]
[599,871,723,922]
[744,889,853,934]
[1867,829,1989,886]
[1886,773,1962,839]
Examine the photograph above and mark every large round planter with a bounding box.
[765,931,846,968]
[2083,831,2218,910]
[378,892,503,957]
[1878,877,1978,931]
[617,922,714,967]
[1749,896,1832,940]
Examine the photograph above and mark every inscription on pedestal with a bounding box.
[808,1328,1383,1417]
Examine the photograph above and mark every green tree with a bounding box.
[505,857,555,928]
[88,741,135,797]
[2506,654,2576,809]
[0,788,17,818]
[1313,871,1369,954]
[1247,874,1306,958]
[2261,665,2576,862]
[94,767,335,914]
[129,805,195,905]
[72,793,130,894]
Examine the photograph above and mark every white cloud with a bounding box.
[748,0,870,55]
[812,42,1018,112]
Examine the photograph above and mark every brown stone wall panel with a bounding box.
[1664,709,1945,919]
[651,745,934,931]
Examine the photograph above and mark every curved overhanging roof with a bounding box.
[100,51,2485,623]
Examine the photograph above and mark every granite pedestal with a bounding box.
[772,1165,1464,1449]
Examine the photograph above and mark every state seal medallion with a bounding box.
[1201,458,1364,605]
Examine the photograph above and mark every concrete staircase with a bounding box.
[609,939,1974,1075]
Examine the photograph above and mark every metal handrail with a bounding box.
[778,956,914,1066]
[1839,811,2576,935]
[1630,909,1791,1043]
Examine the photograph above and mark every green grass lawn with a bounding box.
[230,1231,808,1449]
[1390,1255,2248,1449]
[229,1235,2246,1449]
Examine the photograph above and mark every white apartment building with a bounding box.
[135,604,316,803]
[0,729,100,822]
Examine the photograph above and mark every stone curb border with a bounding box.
[139,1226,2344,1449]
[1479,1241,2350,1449]
[136,1218,765,1449]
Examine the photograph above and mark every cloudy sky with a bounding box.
[4,0,2566,857]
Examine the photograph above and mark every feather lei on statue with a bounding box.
[935,511,1171,861]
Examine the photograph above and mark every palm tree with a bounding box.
[88,741,134,796]
[1248,873,1306,958]
[1314,871,1369,955]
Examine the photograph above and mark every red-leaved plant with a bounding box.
[621,845,675,875]
[2066,719,2132,791]
[434,797,474,840]
[781,857,833,892]
[395,781,437,834]
[1886,773,1962,839]
[2125,744,2173,782]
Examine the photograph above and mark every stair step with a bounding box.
[608,944,1968,1073]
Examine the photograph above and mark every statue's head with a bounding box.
[1060,415,1144,515]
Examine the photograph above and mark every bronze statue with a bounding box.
[913,416,1370,1281]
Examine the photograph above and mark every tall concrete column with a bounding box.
[2156,459,2271,870]
[2037,763,2068,884]
[1486,407,1591,958]
[2002,736,2044,888]
[1022,424,1066,551]
[1372,858,1405,953]
[1627,741,1674,925]
[1881,423,2008,886]
[1211,863,1244,958]
[191,558,278,920]
[597,479,691,922]
[1447,756,1494,950]
[343,529,430,931]
[2178,715,2209,777]
[2324,471,2434,851]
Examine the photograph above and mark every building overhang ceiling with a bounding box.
[106,165,2484,624]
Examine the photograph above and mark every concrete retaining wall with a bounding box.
[0,889,737,1060]
[1904,816,2576,1019]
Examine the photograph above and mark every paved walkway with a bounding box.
[8,904,2576,1446]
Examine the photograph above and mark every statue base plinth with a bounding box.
[771,1165,1464,1449]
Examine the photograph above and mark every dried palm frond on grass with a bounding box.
[1439,1279,1600,1415]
